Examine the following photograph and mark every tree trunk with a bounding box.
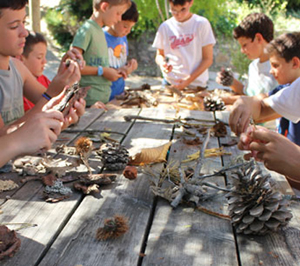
[29,0,41,32]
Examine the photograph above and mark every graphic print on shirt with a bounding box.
[107,43,127,69]
[170,33,194,49]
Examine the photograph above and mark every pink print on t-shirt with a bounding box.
[170,34,194,49]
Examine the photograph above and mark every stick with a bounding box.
[62,129,126,135]
[170,165,186,208]
[124,115,176,123]
[192,129,211,180]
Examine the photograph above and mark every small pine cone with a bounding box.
[203,96,225,111]
[217,68,234,86]
[97,143,129,171]
[96,215,129,241]
[226,161,293,235]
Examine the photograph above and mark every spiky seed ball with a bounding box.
[96,215,129,241]
[75,137,93,155]
[226,161,293,235]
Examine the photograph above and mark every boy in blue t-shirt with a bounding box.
[104,0,139,100]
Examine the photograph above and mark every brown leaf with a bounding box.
[0,225,21,260]
[42,174,57,186]
[129,142,172,166]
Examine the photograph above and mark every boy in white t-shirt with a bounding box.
[152,0,216,90]
[229,32,300,190]
[216,13,278,105]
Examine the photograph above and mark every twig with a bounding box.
[170,165,186,208]
[62,129,126,135]
[192,129,211,180]
[1,222,38,231]
[124,115,176,123]
[196,205,230,220]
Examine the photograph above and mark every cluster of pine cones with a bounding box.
[203,96,226,111]
[97,143,129,171]
[226,161,293,235]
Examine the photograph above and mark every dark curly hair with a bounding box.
[266,32,300,62]
[233,13,274,43]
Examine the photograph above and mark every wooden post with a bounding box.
[29,0,41,32]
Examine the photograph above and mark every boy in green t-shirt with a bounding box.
[72,0,131,107]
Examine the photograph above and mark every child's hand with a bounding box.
[216,68,234,86]
[63,47,86,69]
[90,101,107,110]
[161,62,172,73]
[229,96,253,136]
[103,67,122,82]
[172,77,191,90]
[248,128,300,178]
[49,59,81,96]
[238,125,268,161]
[127,59,138,73]
[43,88,86,130]
[15,110,63,154]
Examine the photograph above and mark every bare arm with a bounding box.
[72,46,122,81]
[0,110,63,167]
[240,126,300,184]
[229,96,279,135]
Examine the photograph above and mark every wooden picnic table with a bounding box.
[0,107,299,266]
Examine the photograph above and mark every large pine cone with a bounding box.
[97,143,129,171]
[203,96,225,111]
[226,161,293,235]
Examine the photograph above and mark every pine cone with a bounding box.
[226,161,293,235]
[203,96,225,111]
[97,143,129,171]
[217,68,234,86]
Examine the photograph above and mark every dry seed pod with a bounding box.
[226,161,293,235]
[96,215,129,241]
[203,96,225,111]
[123,166,138,180]
[216,68,234,86]
[97,143,129,171]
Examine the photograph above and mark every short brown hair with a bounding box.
[169,0,192,5]
[0,0,28,18]
[266,32,300,62]
[233,13,274,43]
[23,31,47,57]
[93,0,131,10]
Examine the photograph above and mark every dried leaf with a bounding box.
[0,225,21,260]
[0,180,19,192]
[129,142,172,165]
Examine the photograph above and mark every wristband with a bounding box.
[42,92,52,101]
[97,66,104,76]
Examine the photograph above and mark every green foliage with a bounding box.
[229,41,251,80]
[237,0,288,15]
[45,0,92,51]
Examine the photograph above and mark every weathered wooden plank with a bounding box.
[38,108,176,266]
[215,111,300,266]
[0,180,82,266]
[53,108,105,148]
[143,110,238,265]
